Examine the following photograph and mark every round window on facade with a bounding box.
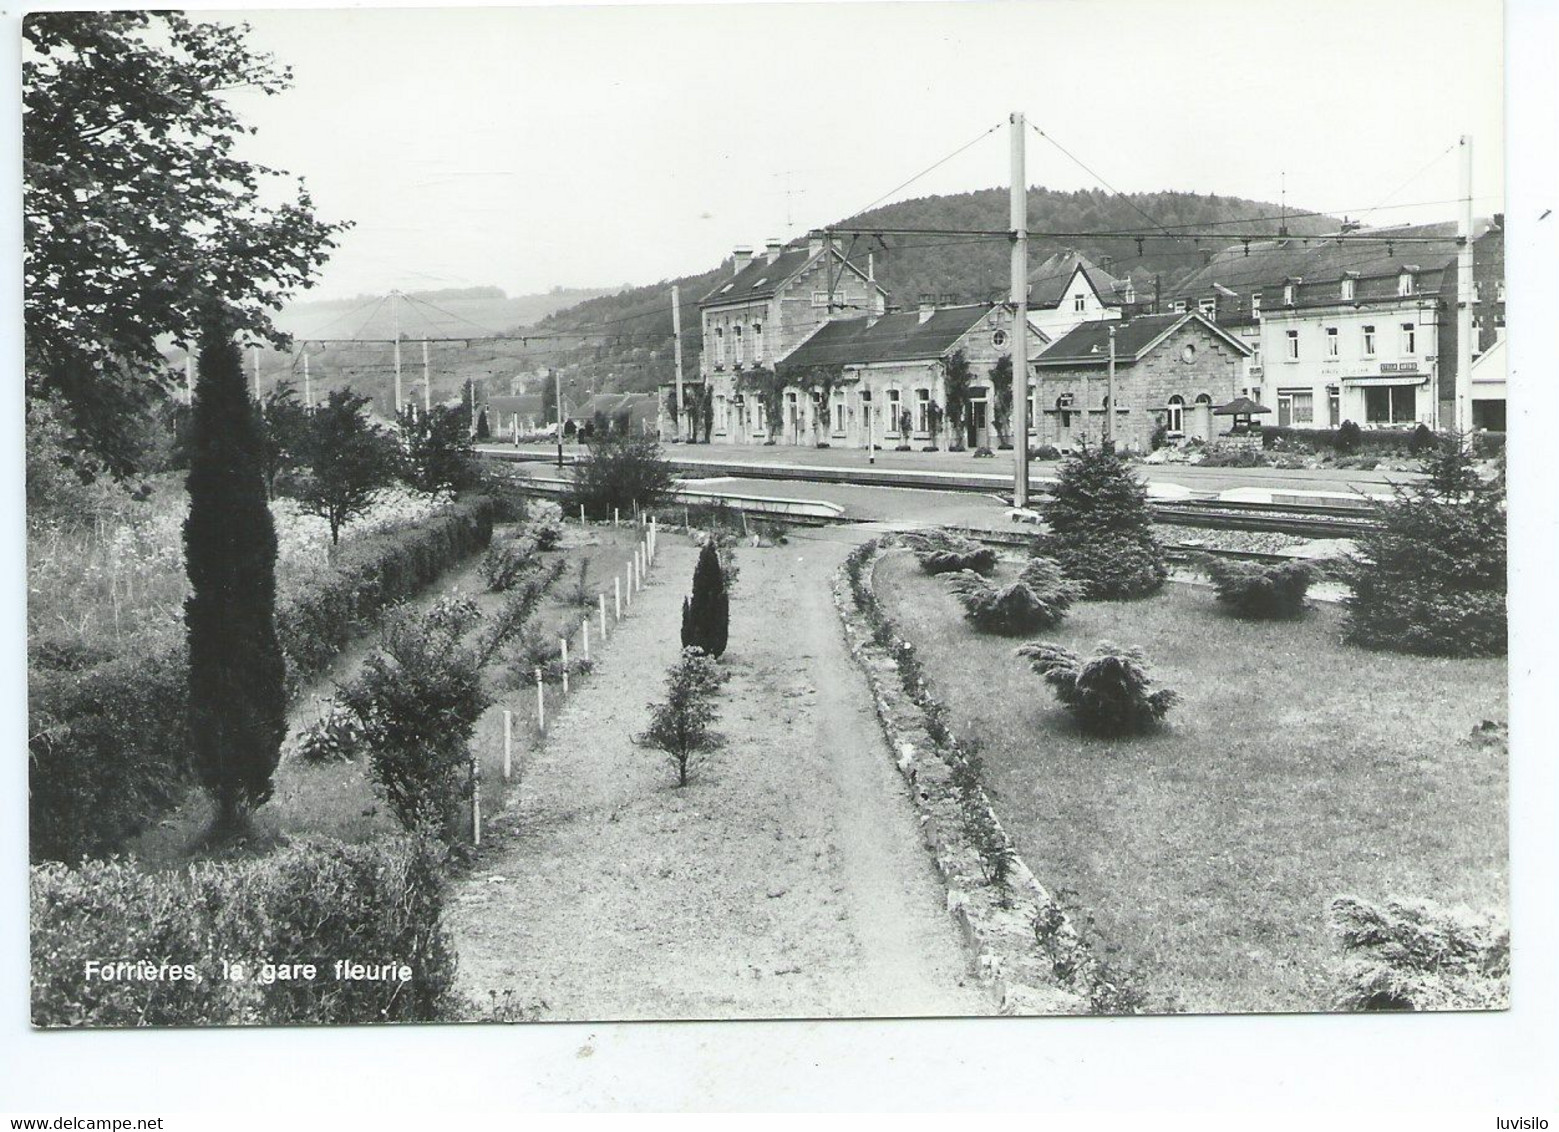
[1181,343,1197,364]
[992,329,1008,348]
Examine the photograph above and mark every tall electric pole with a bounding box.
[1455,134,1475,435]
[1010,111,1031,509]
[422,338,431,414]
[391,290,403,413]
[1106,325,1118,452]
[554,367,564,468]
[671,284,686,442]
[303,350,312,406]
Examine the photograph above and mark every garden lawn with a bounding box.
[126,518,649,866]
[874,549,1507,1014]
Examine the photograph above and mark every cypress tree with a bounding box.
[183,316,288,830]
[680,539,729,658]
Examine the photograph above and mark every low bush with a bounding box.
[1204,558,1315,619]
[30,835,457,1026]
[1031,444,1062,461]
[901,529,997,576]
[480,534,539,593]
[944,557,1078,636]
[1328,894,1508,1011]
[1017,640,1177,735]
[973,445,994,458]
[293,697,373,764]
[637,647,727,787]
[1197,447,1269,468]
[527,501,564,550]
[1336,419,1363,454]
[1050,535,1168,600]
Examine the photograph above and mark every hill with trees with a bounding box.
[521,185,1339,398]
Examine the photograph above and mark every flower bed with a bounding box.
[28,496,497,863]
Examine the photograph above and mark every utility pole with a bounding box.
[185,354,195,403]
[1106,325,1117,453]
[251,346,260,399]
[671,284,686,442]
[1009,111,1030,509]
[391,290,403,414]
[303,350,312,406]
[554,367,564,468]
[422,338,431,414]
[1455,134,1475,436]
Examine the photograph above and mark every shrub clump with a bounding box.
[568,433,674,520]
[945,556,1079,636]
[480,533,539,592]
[1328,894,1508,1011]
[1339,439,1506,657]
[1204,557,1315,619]
[902,529,997,576]
[30,835,457,1026]
[1018,640,1177,735]
[1041,447,1167,599]
[637,647,727,787]
[680,539,730,658]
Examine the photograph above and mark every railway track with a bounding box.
[1147,498,1378,538]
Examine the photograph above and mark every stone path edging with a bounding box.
[833,537,1122,1015]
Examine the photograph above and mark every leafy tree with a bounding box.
[943,350,974,447]
[258,381,310,499]
[1340,437,1505,656]
[397,404,477,494]
[568,433,674,519]
[680,539,729,657]
[989,354,1013,446]
[1041,446,1167,599]
[298,390,397,546]
[23,12,347,475]
[183,316,287,830]
[637,648,727,787]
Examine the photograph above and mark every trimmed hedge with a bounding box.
[29,496,497,863]
[30,836,457,1026]
[1263,425,1426,455]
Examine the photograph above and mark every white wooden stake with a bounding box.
[561,638,570,695]
[582,618,590,660]
[599,594,608,637]
[615,576,622,620]
[472,761,482,847]
[536,669,545,733]
[502,709,513,780]
[614,507,619,527]
[579,504,586,523]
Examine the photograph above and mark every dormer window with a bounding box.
[1398,270,1414,297]
[1250,293,1262,318]
[1283,281,1296,305]
[1198,297,1217,320]
[1172,300,1187,314]
[1073,293,1086,313]
[1341,277,1356,301]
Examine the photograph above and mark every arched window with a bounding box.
[1167,394,1185,434]
[1194,393,1212,406]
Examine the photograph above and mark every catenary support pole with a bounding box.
[392,291,402,413]
[303,350,312,407]
[1010,111,1030,508]
[672,284,686,441]
[554,368,564,468]
[1456,134,1475,436]
[1106,324,1117,453]
[186,355,195,403]
[422,339,431,413]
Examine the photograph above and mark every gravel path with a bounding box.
[446,527,989,1020]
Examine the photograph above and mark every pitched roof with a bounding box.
[1034,312,1252,368]
[776,305,994,371]
[1028,251,1130,309]
[698,244,882,308]
[1163,221,1476,303]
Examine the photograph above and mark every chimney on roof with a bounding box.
[918,294,937,323]
[765,238,783,265]
[807,229,826,257]
[732,246,753,275]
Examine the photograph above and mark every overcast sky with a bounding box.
[193,0,1506,301]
